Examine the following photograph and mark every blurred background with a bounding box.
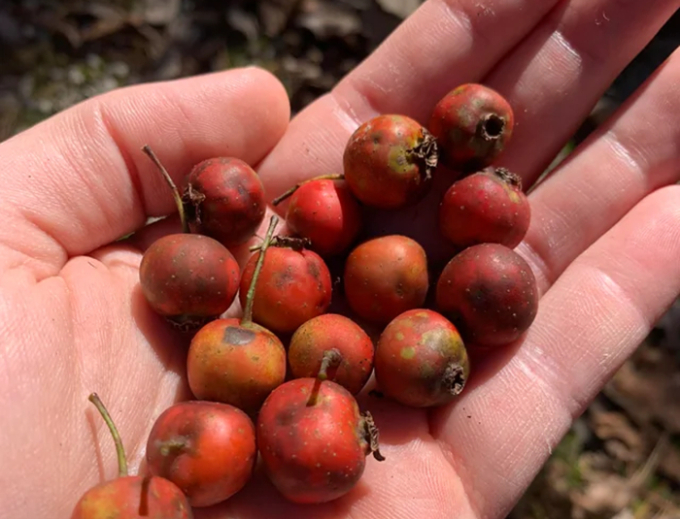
[1,1,679,517]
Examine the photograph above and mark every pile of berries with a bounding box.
[72,83,539,518]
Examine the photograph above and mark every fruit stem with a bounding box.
[317,348,342,381]
[271,174,345,206]
[363,411,386,461]
[242,215,279,325]
[142,145,189,234]
[88,393,128,478]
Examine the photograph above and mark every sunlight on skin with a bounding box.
[0,0,679,518]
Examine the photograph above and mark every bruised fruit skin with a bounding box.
[429,83,514,172]
[285,179,362,257]
[436,243,538,347]
[238,245,333,334]
[146,401,257,508]
[344,235,429,324]
[183,157,266,247]
[288,314,374,394]
[257,378,379,504]
[439,166,530,249]
[375,309,469,407]
[187,317,287,414]
[139,233,240,330]
[71,476,193,519]
[343,114,438,209]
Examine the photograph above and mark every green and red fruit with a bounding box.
[374,309,469,407]
[183,157,266,247]
[238,238,332,335]
[257,377,384,504]
[146,401,257,507]
[288,314,374,395]
[71,394,192,519]
[343,114,438,209]
[429,83,514,172]
[344,235,429,324]
[187,217,287,414]
[435,243,538,347]
[439,166,530,249]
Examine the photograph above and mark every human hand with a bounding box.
[1,0,680,517]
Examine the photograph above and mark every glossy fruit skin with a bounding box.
[288,314,374,394]
[183,157,266,247]
[71,475,192,519]
[344,235,429,324]
[429,83,514,172]
[187,318,287,414]
[139,233,240,328]
[257,378,370,504]
[286,179,362,257]
[375,309,469,407]
[146,401,256,507]
[238,246,332,334]
[435,243,538,347]
[343,114,438,209]
[439,166,530,249]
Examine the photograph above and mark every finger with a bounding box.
[0,67,290,279]
[486,0,680,183]
[431,185,680,518]
[519,48,680,292]
[256,0,561,199]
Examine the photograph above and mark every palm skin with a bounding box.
[1,1,680,518]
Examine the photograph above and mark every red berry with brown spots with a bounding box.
[257,377,384,504]
[435,243,538,347]
[187,217,287,414]
[238,238,332,335]
[429,83,514,172]
[374,309,469,408]
[145,401,257,508]
[274,176,362,258]
[138,146,240,331]
[71,394,193,519]
[439,166,530,249]
[139,234,240,330]
[288,314,375,395]
[183,157,266,247]
[343,114,438,209]
[344,235,429,324]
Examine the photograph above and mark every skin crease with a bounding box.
[1,1,680,518]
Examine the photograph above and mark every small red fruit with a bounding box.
[436,243,538,347]
[257,377,384,504]
[238,238,332,335]
[375,309,469,407]
[344,235,429,324]
[439,166,530,249]
[273,175,362,257]
[139,146,241,330]
[183,157,266,247]
[288,314,374,394]
[429,83,514,172]
[343,114,438,209]
[72,394,192,519]
[146,401,257,507]
[187,217,287,414]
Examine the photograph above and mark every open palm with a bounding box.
[2,1,680,518]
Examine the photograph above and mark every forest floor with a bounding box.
[2,2,680,517]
